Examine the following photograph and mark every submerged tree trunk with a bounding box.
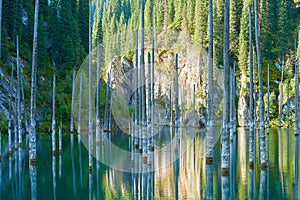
[70,68,76,132]
[30,0,39,164]
[52,72,56,155]
[249,6,255,167]
[205,0,214,164]
[141,0,146,126]
[230,63,236,141]
[147,52,151,125]
[206,0,214,163]
[151,0,155,150]
[17,36,22,148]
[295,56,299,135]
[175,54,180,127]
[267,64,270,129]
[8,64,14,155]
[96,42,101,145]
[134,30,139,148]
[104,71,110,131]
[78,73,82,135]
[254,0,267,167]
[88,0,93,173]
[59,117,62,155]
[221,0,231,175]
[278,63,284,128]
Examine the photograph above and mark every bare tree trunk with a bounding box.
[52,72,56,155]
[70,68,76,132]
[30,0,39,164]
[249,5,255,167]
[96,42,101,145]
[193,84,196,111]
[254,0,267,167]
[8,65,14,156]
[147,52,151,125]
[221,0,231,175]
[175,54,180,127]
[17,36,22,148]
[141,0,146,126]
[134,30,139,148]
[59,116,62,154]
[104,71,110,131]
[151,0,155,150]
[88,0,93,173]
[78,73,82,135]
[230,63,236,141]
[295,54,299,135]
[278,63,284,128]
[206,0,214,164]
[267,64,270,129]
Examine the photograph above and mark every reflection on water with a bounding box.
[0,128,299,199]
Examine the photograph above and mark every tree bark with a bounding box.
[78,73,82,135]
[88,0,93,173]
[206,0,214,163]
[30,0,39,164]
[295,57,299,134]
[175,54,180,127]
[134,30,139,148]
[249,6,255,167]
[8,64,14,155]
[151,0,155,149]
[70,68,76,132]
[96,42,101,145]
[52,71,56,155]
[230,63,236,141]
[267,64,270,129]
[141,0,146,126]
[254,0,267,167]
[104,71,111,131]
[17,36,22,148]
[221,0,231,174]
[278,63,284,127]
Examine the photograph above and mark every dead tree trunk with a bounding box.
[78,73,82,135]
[88,0,93,173]
[17,36,22,148]
[134,30,139,148]
[52,71,56,155]
[278,61,284,128]
[295,44,299,135]
[96,42,101,145]
[29,0,39,164]
[175,54,180,127]
[254,0,267,168]
[70,68,76,132]
[104,71,111,131]
[267,64,270,130]
[8,64,14,155]
[249,5,255,167]
[221,0,231,175]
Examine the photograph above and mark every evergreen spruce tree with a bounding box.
[194,1,208,47]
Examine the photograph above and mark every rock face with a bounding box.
[0,57,28,121]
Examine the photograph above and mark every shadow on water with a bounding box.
[0,127,299,199]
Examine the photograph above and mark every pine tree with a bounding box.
[194,1,208,47]
[78,0,89,52]
[230,0,243,59]
[213,0,224,66]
